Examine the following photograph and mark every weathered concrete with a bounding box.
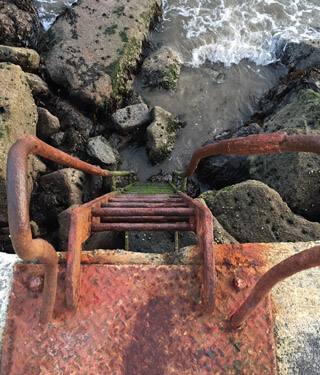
[266,241,320,375]
[0,253,20,361]
[42,0,161,111]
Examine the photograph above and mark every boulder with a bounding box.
[249,89,320,221]
[0,62,38,223]
[141,46,181,90]
[128,232,175,253]
[196,123,261,189]
[25,73,50,98]
[111,103,151,134]
[200,180,320,243]
[86,135,120,168]
[195,198,238,245]
[31,168,85,228]
[0,0,42,48]
[0,45,40,72]
[41,0,161,111]
[46,96,94,154]
[146,106,184,164]
[256,68,320,122]
[278,40,320,71]
[36,107,60,141]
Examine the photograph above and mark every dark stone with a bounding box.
[0,0,43,48]
[196,123,261,189]
[278,39,320,71]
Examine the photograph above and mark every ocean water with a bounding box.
[34,0,75,30]
[34,0,320,179]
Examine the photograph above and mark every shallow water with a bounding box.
[35,0,320,180]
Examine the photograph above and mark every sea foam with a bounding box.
[162,0,320,67]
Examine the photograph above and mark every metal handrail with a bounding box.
[7,135,113,323]
[184,132,320,327]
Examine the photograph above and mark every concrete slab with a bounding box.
[0,253,20,360]
[267,241,320,375]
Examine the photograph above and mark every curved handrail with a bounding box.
[184,132,320,177]
[184,132,320,328]
[7,135,112,323]
[230,245,320,328]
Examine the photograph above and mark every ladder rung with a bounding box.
[92,207,195,217]
[109,197,184,203]
[103,202,188,208]
[101,216,189,223]
[91,222,195,232]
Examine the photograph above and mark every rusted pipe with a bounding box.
[230,245,320,329]
[7,135,112,323]
[185,133,320,177]
[185,133,287,177]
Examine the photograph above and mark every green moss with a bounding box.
[104,24,117,35]
[167,118,182,134]
[119,30,129,43]
[107,37,142,96]
[162,63,179,90]
[113,6,125,17]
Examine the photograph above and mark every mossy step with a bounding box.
[122,182,177,195]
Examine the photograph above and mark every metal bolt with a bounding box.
[233,277,247,291]
[29,276,43,292]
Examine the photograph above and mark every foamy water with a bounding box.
[161,0,320,67]
[34,0,320,179]
[35,0,75,30]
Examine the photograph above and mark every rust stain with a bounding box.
[1,261,277,375]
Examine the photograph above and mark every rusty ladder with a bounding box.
[6,133,320,329]
[65,180,215,316]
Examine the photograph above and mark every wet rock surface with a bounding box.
[41,0,161,112]
[46,96,94,154]
[0,0,42,48]
[146,106,184,164]
[200,180,320,243]
[0,62,38,223]
[141,45,181,90]
[279,39,320,71]
[86,135,120,168]
[111,103,151,134]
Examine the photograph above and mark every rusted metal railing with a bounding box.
[185,132,320,327]
[230,245,320,328]
[7,135,112,323]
